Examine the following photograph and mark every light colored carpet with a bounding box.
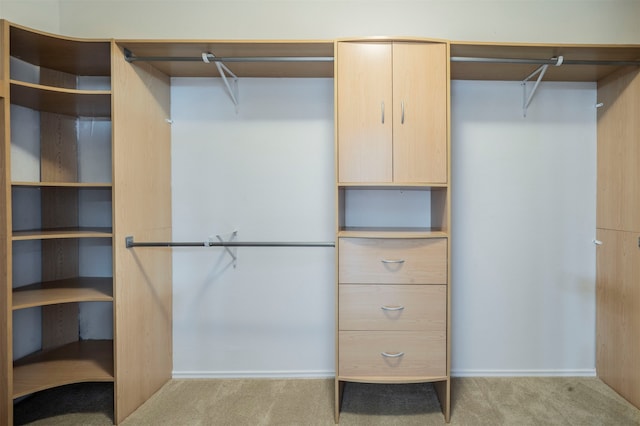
[14,377,640,425]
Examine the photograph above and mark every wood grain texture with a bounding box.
[11,228,112,240]
[12,277,113,310]
[10,81,111,117]
[0,19,11,426]
[338,227,448,238]
[451,42,640,82]
[337,42,393,183]
[117,40,334,78]
[596,229,640,409]
[112,41,172,424]
[9,22,111,76]
[12,340,114,398]
[41,239,80,350]
[339,330,446,378]
[339,284,446,331]
[40,86,82,352]
[339,238,447,284]
[392,42,447,184]
[596,67,640,233]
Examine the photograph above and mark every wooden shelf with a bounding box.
[13,340,114,399]
[338,182,448,189]
[338,227,448,239]
[9,23,111,76]
[117,40,335,78]
[12,227,113,240]
[13,277,113,310]
[451,42,640,82]
[10,80,111,117]
[12,181,112,188]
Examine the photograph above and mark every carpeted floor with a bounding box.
[13,377,640,425]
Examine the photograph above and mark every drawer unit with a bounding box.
[339,284,446,331]
[339,238,447,284]
[339,330,446,378]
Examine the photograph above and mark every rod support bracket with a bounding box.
[125,236,134,248]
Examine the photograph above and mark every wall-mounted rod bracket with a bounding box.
[202,52,240,109]
[521,56,563,117]
[215,231,238,268]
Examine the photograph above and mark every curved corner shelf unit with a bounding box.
[2,20,116,426]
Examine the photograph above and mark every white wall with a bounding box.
[169,77,597,377]
[170,78,335,376]
[52,0,640,43]
[451,80,597,375]
[0,1,60,33]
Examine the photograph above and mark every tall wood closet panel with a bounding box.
[0,21,9,424]
[111,44,172,423]
[596,66,640,409]
[0,21,173,425]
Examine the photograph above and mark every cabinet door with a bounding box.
[596,68,640,232]
[596,229,640,408]
[337,42,392,183]
[393,43,447,184]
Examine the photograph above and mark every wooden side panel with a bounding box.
[393,43,447,184]
[596,67,640,233]
[596,229,640,409]
[111,42,172,424]
[337,42,392,183]
[1,19,11,426]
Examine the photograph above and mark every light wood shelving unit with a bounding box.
[1,18,639,426]
[1,20,116,426]
[1,20,176,425]
[334,38,452,422]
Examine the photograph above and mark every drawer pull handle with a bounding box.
[381,259,405,264]
[381,351,405,358]
[381,305,405,311]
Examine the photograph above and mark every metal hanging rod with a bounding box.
[125,236,334,248]
[124,50,334,64]
[451,56,640,66]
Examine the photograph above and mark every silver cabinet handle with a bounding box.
[381,305,405,311]
[381,101,385,124]
[381,259,405,264]
[401,101,405,124]
[381,352,405,358]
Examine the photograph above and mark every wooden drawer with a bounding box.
[339,284,446,331]
[339,331,446,378]
[339,238,447,284]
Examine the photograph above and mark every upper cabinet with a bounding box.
[336,41,448,185]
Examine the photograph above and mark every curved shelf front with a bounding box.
[9,23,111,76]
[13,340,114,399]
[12,227,113,240]
[10,80,111,117]
[338,227,448,239]
[12,277,113,310]
[12,181,112,188]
